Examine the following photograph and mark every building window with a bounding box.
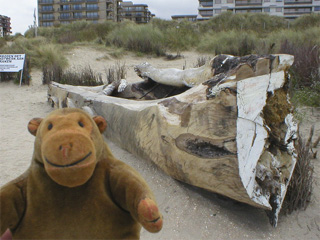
[200,1,214,6]
[40,0,53,3]
[276,7,282,12]
[227,0,234,3]
[315,6,320,11]
[276,0,282,2]
[86,12,99,18]
[86,4,98,10]
[42,14,54,20]
[74,12,82,18]
[42,22,53,27]
[264,8,270,12]
[215,9,222,13]
[264,0,270,2]
[236,9,247,13]
[60,5,70,11]
[60,13,71,19]
[199,10,214,16]
[41,5,53,11]
[215,0,222,4]
[73,4,82,10]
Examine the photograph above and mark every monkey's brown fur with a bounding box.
[0,108,163,239]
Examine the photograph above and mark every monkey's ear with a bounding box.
[28,118,43,136]
[93,116,107,133]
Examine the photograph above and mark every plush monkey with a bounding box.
[0,108,163,239]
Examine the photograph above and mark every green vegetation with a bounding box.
[106,22,166,56]
[0,37,67,69]
[283,126,319,214]
[42,65,103,86]
[1,12,319,105]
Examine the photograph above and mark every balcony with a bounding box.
[39,8,55,13]
[39,16,55,21]
[86,14,99,19]
[39,0,54,4]
[86,7,99,11]
[59,7,87,11]
[58,15,86,20]
[235,0,262,6]
[284,0,312,4]
[60,0,88,3]
[59,16,72,20]
[284,9,312,14]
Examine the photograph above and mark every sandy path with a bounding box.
[0,46,319,239]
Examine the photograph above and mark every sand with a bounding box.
[0,46,319,240]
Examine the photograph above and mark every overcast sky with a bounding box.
[0,0,199,35]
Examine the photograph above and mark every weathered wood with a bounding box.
[47,54,297,226]
[134,61,214,87]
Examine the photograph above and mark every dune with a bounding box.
[0,46,319,239]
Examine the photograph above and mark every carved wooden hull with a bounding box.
[48,54,298,226]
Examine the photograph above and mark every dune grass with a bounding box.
[2,13,319,106]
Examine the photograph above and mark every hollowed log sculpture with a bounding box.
[48,54,298,226]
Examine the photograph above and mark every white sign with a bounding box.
[0,54,26,72]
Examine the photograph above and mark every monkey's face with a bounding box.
[28,109,107,188]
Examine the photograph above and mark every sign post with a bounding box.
[0,54,26,86]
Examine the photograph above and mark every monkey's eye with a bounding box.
[48,123,53,130]
[78,121,84,128]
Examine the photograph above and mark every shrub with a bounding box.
[279,40,320,107]
[292,13,320,30]
[0,38,6,48]
[105,61,127,84]
[197,30,258,56]
[258,27,320,54]
[156,20,200,51]
[43,65,103,86]
[106,22,166,56]
[198,12,288,35]
[0,37,68,69]
[283,127,318,214]
[33,44,68,69]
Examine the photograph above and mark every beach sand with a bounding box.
[0,46,319,239]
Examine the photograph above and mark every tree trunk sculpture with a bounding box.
[48,54,297,226]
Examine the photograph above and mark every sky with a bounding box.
[0,0,199,35]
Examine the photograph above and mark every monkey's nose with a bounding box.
[59,143,73,158]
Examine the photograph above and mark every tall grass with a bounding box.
[106,22,166,56]
[197,30,258,56]
[151,19,200,51]
[4,13,320,106]
[0,37,68,69]
[25,20,116,44]
[283,127,318,214]
[197,12,288,35]
[43,65,103,86]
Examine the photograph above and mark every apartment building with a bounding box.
[118,1,155,23]
[38,0,154,27]
[0,15,12,37]
[197,0,320,20]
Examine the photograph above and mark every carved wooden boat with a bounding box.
[48,54,298,226]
